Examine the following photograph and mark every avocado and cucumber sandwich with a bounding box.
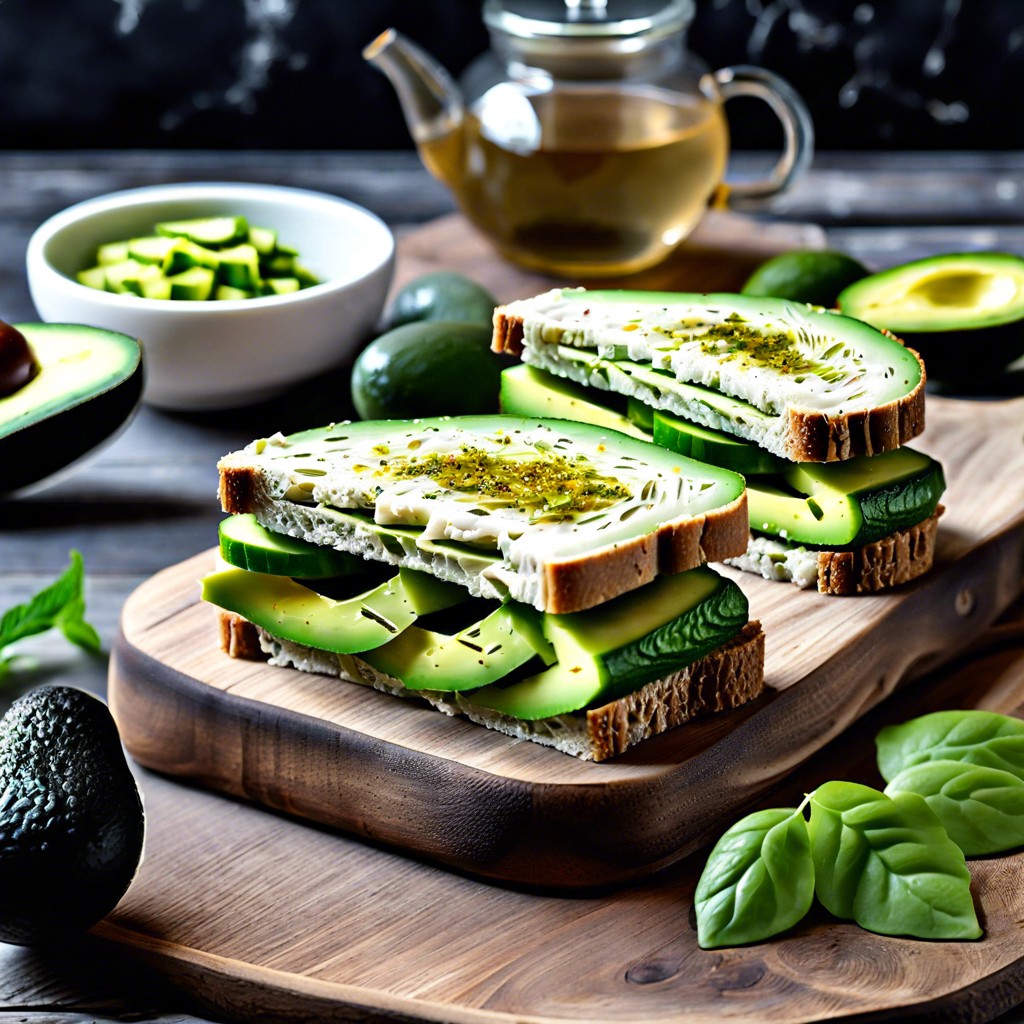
[494,289,946,594]
[75,215,320,301]
[203,415,764,760]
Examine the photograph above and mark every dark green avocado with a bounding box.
[0,323,143,494]
[0,686,145,945]
[384,271,497,330]
[838,252,1024,382]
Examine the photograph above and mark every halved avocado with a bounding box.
[0,323,143,494]
[838,252,1024,381]
[469,567,748,720]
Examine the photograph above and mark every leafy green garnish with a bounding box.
[0,551,100,677]
[695,804,815,949]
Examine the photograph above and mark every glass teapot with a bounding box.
[365,0,813,277]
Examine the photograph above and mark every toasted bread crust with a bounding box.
[217,465,751,615]
[584,620,765,760]
[492,308,927,463]
[816,507,942,595]
[217,611,765,761]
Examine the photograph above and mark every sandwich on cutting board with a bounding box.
[494,289,946,594]
[203,415,765,760]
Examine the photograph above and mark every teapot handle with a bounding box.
[713,65,815,200]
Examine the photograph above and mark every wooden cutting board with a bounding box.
[99,604,1024,1024]
[102,212,1024,1021]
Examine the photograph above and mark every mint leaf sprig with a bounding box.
[0,550,101,678]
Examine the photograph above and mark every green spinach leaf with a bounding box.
[885,759,1024,857]
[877,710,1024,783]
[694,806,815,949]
[808,780,981,940]
[0,551,100,677]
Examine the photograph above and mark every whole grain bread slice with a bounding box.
[219,612,765,762]
[492,306,926,463]
[218,441,751,616]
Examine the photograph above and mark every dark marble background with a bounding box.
[0,0,1016,151]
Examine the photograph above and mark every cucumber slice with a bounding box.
[156,215,248,247]
[167,266,215,301]
[248,225,278,255]
[127,235,178,265]
[164,239,220,276]
[219,513,364,577]
[262,253,296,277]
[265,277,300,296]
[97,241,130,266]
[217,244,262,291]
[652,408,788,475]
[76,266,108,290]
[214,284,253,301]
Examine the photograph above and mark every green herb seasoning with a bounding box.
[386,445,631,514]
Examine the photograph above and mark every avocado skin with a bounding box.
[0,686,144,946]
[385,271,497,330]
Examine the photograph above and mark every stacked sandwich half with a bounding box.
[203,415,765,760]
[494,289,945,594]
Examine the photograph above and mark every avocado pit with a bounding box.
[0,321,38,398]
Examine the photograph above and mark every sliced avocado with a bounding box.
[362,601,547,691]
[202,565,468,654]
[838,252,1024,380]
[747,446,945,547]
[0,686,145,946]
[156,215,248,247]
[470,567,748,719]
[499,364,647,438]
[219,514,363,577]
[1,323,143,494]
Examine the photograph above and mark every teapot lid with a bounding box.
[483,0,694,40]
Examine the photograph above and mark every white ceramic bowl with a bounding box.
[26,182,395,410]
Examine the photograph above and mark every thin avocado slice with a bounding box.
[470,567,748,719]
[501,363,786,473]
[838,252,1024,380]
[1,323,142,493]
[362,601,548,691]
[499,364,647,439]
[747,447,945,548]
[156,215,249,247]
[201,565,467,654]
[219,514,363,577]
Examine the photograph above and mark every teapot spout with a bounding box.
[364,29,464,145]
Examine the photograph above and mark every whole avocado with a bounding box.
[385,271,497,330]
[351,321,504,420]
[0,686,145,945]
[742,250,868,308]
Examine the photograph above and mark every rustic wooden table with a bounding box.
[0,150,1022,1023]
